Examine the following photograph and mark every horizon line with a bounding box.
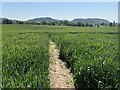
[1,16,117,22]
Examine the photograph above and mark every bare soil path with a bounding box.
[49,41,75,88]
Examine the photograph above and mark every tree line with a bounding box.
[1,18,117,27]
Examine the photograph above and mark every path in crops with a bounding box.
[49,41,75,88]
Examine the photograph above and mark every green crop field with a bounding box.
[2,24,119,89]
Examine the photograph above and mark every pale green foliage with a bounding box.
[51,33,119,89]
[2,25,119,89]
[2,33,50,88]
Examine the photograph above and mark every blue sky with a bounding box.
[2,2,118,22]
[1,0,120,2]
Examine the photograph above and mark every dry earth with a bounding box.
[49,41,75,88]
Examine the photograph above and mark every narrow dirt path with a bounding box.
[49,41,75,88]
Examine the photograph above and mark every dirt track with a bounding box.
[49,41,75,88]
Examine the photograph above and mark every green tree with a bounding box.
[113,21,116,26]
[101,22,105,26]
[109,23,113,26]
[42,21,47,25]
[86,23,89,27]
[89,24,94,27]
[77,22,82,26]
[81,23,85,27]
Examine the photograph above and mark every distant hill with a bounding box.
[28,17,61,23]
[1,17,113,25]
[72,18,110,25]
[28,17,111,25]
